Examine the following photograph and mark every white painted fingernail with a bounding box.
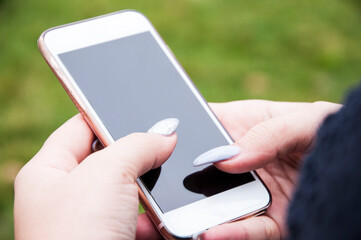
[147,118,179,136]
[193,145,240,167]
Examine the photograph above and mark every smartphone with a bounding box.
[38,10,271,239]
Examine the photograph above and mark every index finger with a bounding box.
[209,100,312,140]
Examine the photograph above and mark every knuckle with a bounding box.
[246,118,288,157]
[129,132,144,138]
[87,151,138,184]
[250,121,279,144]
[124,132,159,147]
[124,132,145,142]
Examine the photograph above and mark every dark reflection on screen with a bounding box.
[183,166,255,197]
[141,165,255,197]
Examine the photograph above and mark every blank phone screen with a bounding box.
[58,31,254,213]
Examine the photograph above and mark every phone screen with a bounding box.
[58,31,254,213]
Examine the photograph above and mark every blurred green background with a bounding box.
[0,0,360,238]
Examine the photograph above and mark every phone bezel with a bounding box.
[38,10,271,238]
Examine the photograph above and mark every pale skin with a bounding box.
[14,100,340,240]
[14,115,177,240]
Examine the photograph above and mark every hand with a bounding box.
[136,100,340,240]
[200,100,340,239]
[14,114,177,240]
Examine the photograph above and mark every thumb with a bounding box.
[216,112,313,173]
[198,102,340,173]
[79,132,177,184]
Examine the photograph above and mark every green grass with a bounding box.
[0,0,360,239]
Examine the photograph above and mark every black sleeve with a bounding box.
[287,83,361,240]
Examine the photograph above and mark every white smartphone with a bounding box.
[38,10,271,239]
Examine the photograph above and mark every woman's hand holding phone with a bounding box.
[14,114,177,240]
[196,100,340,239]
[137,100,340,240]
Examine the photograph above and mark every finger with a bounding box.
[136,213,162,240]
[35,114,94,170]
[215,101,341,173]
[209,100,312,139]
[82,132,177,183]
[199,216,280,240]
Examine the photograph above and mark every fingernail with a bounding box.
[91,139,104,152]
[193,145,240,167]
[147,118,179,136]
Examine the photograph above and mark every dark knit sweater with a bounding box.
[287,84,361,239]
